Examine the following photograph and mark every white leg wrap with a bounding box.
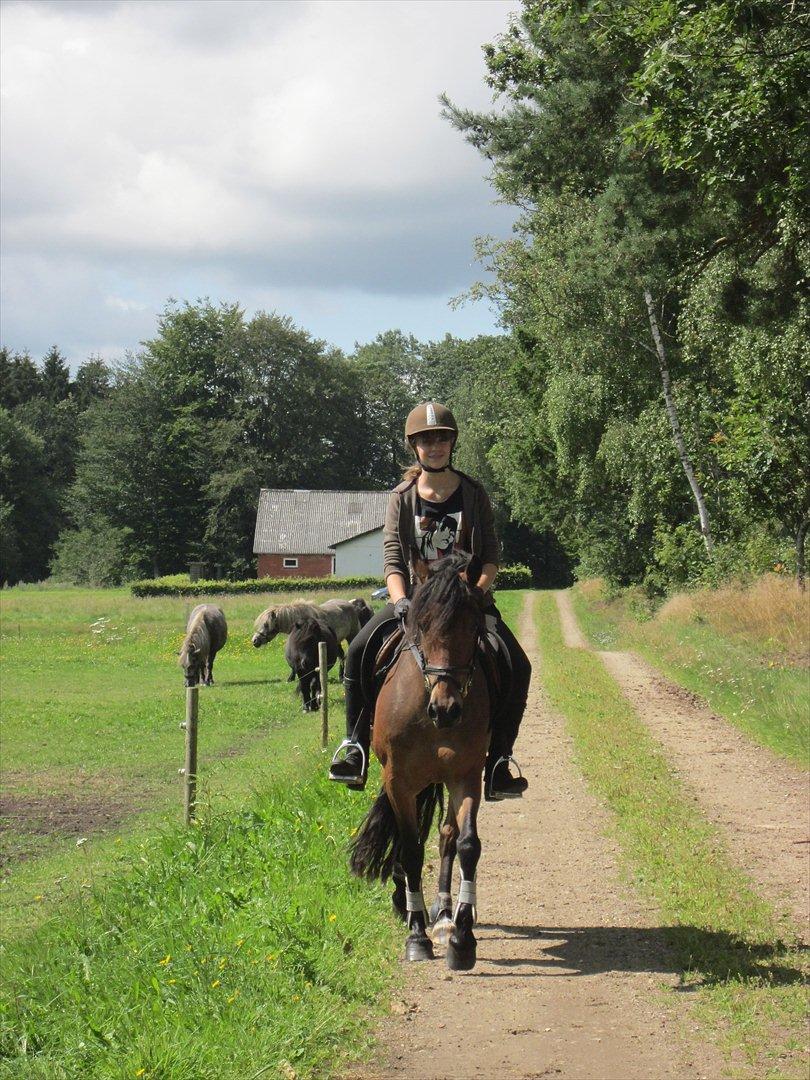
[457,879,477,905]
[406,889,427,914]
[453,878,477,925]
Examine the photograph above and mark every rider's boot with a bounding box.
[328,676,369,789]
[484,742,528,801]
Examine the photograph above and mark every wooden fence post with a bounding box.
[182,685,199,824]
[318,640,328,749]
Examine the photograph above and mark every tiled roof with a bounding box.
[252,489,389,555]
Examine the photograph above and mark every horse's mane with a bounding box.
[180,608,211,663]
[409,553,478,637]
[254,601,321,632]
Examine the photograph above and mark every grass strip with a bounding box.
[0,756,398,1079]
[536,591,808,1076]
[570,585,809,767]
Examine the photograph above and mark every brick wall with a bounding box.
[257,553,334,578]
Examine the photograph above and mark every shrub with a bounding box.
[132,575,384,597]
[131,564,534,597]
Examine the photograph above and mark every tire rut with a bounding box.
[555,589,809,931]
[348,593,719,1080]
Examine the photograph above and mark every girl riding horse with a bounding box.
[329,401,531,801]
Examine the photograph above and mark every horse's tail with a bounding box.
[349,783,443,883]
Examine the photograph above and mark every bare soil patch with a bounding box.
[347,595,719,1080]
[0,791,139,867]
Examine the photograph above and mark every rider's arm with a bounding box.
[386,572,408,604]
[478,563,498,594]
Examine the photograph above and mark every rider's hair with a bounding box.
[401,463,422,482]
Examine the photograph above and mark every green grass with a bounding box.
[0,760,400,1079]
[570,585,809,767]
[0,584,364,937]
[537,591,808,1076]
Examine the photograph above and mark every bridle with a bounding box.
[405,623,482,700]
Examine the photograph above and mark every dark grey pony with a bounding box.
[349,597,374,627]
[284,618,339,711]
[179,604,228,687]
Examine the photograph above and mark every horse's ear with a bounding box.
[463,554,482,588]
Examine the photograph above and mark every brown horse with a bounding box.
[349,552,490,970]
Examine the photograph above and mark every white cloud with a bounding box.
[1,0,520,361]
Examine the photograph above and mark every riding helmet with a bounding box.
[404,402,458,442]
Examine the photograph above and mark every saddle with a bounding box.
[360,616,512,725]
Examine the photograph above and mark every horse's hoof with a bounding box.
[446,937,476,971]
[405,936,434,962]
[429,915,455,946]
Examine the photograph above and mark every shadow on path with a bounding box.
[475,922,804,987]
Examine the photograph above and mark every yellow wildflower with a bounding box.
[135,1071,146,1078]
[158,955,171,966]
[211,979,221,989]
[328,914,337,922]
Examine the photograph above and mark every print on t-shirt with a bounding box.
[415,488,463,563]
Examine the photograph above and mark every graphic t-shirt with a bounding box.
[414,487,464,563]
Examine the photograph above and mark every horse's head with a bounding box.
[252,608,277,647]
[408,552,485,728]
[179,640,202,687]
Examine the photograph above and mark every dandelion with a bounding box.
[158,955,171,966]
[167,979,177,985]
[135,1070,146,1077]
[218,958,227,970]
[292,994,300,1002]
[328,913,337,923]
[211,979,221,989]
[227,990,240,1004]
[34,894,44,902]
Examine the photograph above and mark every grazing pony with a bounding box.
[284,619,339,711]
[349,552,490,970]
[252,598,369,677]
[179,604,228,687]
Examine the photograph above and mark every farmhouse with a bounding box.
[253,488,389,578]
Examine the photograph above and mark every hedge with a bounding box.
[131,574,383,597]
[130,564,533,598]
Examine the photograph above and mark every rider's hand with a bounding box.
[394,597,411,624]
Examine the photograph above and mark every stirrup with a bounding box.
[485,754,526,802]
[328,738,367,788]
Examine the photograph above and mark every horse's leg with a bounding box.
[446,778,482,971]
[205,652,214,685]
[391,862,407,922]
[337,644,345,681]
[429,798,458,945]
[389,786,434,962]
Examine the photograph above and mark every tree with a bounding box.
[40,346,71,404]
[0,407,59,584]
[441,0,807,588]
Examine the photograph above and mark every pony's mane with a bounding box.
[410,553,476,637]
[180,609,210,663]
[254,601,320,631]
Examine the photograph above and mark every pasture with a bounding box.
[0,585,375,934]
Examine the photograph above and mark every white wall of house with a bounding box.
[333,529,384,577]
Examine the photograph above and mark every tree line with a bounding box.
[1,316,565,587]
[2,0,806,593]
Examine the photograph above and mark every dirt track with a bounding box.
[350,594,725,1080]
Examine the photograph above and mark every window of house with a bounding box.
[283,557,299,568]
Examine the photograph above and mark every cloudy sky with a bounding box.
[1,0,520,368]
